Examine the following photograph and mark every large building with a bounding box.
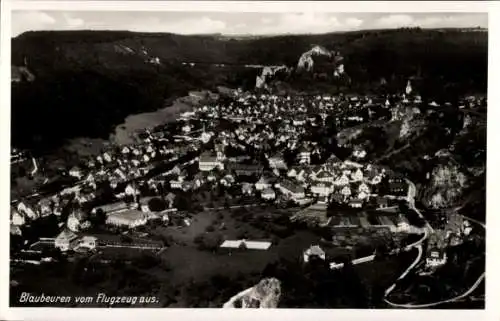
[106,210,148,228]
[199,153,223,171]
[220,239,272,250]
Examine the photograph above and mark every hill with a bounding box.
[11,28,487,153]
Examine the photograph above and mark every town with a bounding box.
[10,81,485,307]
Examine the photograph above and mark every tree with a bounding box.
[148,198,167,212]
[93,208,106,226]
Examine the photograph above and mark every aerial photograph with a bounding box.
[9,9,486,309]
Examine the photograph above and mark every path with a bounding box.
[383,190,485,308]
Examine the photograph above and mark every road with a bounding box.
[383,182,485,308]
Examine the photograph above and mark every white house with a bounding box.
[426,248,447,268]
[340,185,352,198]
[242,183,254,195]
[69,166,83,179]
[334,174,349,186]
[349,199,363,208]
[103,152,112,163]
[395,215,411,233]
[351,168,364,182]
[287,168,298,178]
[268,153,287,170]
[17,202,37,219]
[357,183,371,200]
[311,182,334,197]
[11,208,25,226]
[255,176,270,191]
[303,245,326,263]
[76,236,97,250]
[261,188,276,200]
[67,212,82,232]
[55,229,79,252]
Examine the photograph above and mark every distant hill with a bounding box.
[11,28,487,153]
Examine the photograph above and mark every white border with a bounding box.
[1,1,499,321]
[6,1,493,12]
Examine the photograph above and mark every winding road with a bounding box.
[383,180,485,308]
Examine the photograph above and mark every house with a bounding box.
[103,152,112,163]
[242,183,254,195]
[125,183,140,197]
[357,183,371,200]
[38,199,52,217]
[170,176,184,189]
[255,176,270,191]
[377,197,389,209]
[303,245,326,263]
[351,168,364,182]
[67,211,85,232]
[106,210,148,228]
[11,208,25,226]
[207,171,217,182]
[182,181,194,191]
[334,173,349,186]
[388,178,407,195]
[55,229,79,252]
[463,220,473,236]
[220,174,235,187]
[339,185,352,198]
[349,199,364,208]
[268,153,287,170]
[315,170,335,183]
[298,146,311,164]
[199,152,223,171]
[352,147,367,159]
[277,180,305,200]
[395,215,411,233]
[228,163,264,176]
[261,188,276,200]
[311,182,334,197]
[287,168,298,178]
[75,236,98,250]
[193,173,205,189]
[69,166,83,179]
[425,247,447,268]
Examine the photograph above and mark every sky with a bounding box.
[11,11,488,37]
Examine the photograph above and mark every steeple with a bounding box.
[405,80,412,95]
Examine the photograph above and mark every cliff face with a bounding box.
[422,162,468,209]
[223,278,281,308]
[296,45,345,76]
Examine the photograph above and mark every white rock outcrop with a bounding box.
[223,278,281,308]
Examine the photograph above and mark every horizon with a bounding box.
[11,11,488,38]
[12,25,489,39]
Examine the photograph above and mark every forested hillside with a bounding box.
[11,28,487,153]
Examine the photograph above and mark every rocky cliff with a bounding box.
[422,161,468,209]
[223,278,281,308]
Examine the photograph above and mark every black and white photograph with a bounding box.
[1,0,496,317]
